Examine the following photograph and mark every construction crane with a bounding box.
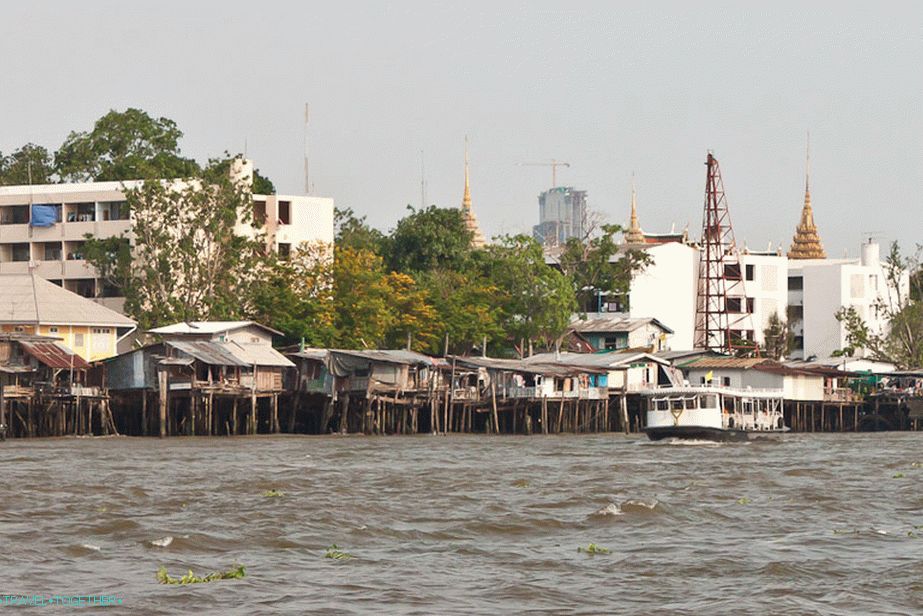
[517,159,571,188]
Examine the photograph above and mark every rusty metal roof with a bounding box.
[20,341,90,370]
[679,357,770,370]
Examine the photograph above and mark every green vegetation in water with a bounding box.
[511,479,530,488]
[324,544,354,560]
[577,544,610,555]
[893,473,905,479]
[736,497,751,505]
[156,565,245,585]
[263,489,285,498]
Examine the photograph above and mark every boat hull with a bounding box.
[643,425,752,443]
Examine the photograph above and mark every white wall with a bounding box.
[739,252,789,345]
[628,242,699,350]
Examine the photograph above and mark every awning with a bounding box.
[20,341,89,369]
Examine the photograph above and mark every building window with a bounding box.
[11,243,30,262]
[252,201,267,227]
[727,298,742,313]
[0,205,30,224]
[787,305,804,321]
[745,264,755,281]
[278,243,291,260]
[722,377,731,387]
[788,276,803,291]
[91,328,111,334]
[49,327,59,334]
[746,298,755,313]
[74,333,84,346]
[278,201,291,225]
[724,264,741,280]
[42,242,62,261]
[603,335,625,351]
[793,336,804,350]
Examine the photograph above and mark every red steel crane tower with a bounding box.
[694,153,759,355]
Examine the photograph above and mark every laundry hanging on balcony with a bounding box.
[30,204,60,227]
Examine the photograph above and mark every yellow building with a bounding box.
[0,273,135,362]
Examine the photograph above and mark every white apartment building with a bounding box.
[787,239,907,360]
[738,249,789,346]
[0,159,334,312]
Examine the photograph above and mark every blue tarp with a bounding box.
[30,204,60,227]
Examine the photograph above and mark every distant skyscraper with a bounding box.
[532,186,587,247]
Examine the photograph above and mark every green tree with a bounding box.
[762,311,793,360]
[247,242,335,346]
[207,152,276,194]
[55,108,200,181]
[835,242,921,368]
[419,269,503,355]
[335,207,386,254]
[386,205,473,273]
[0,144,55,185]
[84,159,267,328]
[558,223,650,313]
[480,235,576,351]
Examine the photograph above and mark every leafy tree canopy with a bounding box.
[55,108,200,182]
[386,205,473,273]
[0,144,55,186]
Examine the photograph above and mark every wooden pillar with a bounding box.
[620,394,629,435]
[158,370,168,438]
[490,383,500,434]
[854,405,859,432]
[232,398,239,435]
[272,394,280,434]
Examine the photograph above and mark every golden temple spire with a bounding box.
[463,136,472,210]
[460,136,485,247]
[787,132,826,259]
[624,174,646,244]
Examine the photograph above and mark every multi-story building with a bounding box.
[787,240,906,360]
[0,159,334,312]
[533,186,587,247]
[737,248,789,346]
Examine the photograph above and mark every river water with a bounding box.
[1,433,921,615]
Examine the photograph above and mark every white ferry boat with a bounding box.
[641,386,788,442]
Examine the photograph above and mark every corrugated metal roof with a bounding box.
[680,357,770,370]
[524,351,670,369]
[0,274,135,328]
[570,315,674,335]
[149,321,283,336]
[20,341,90,369]
[227,342,295,368]
[167,340,250,367]
[331,349,437,366]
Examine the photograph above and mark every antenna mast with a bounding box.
[694,152,759,355]
[303,103,310,194]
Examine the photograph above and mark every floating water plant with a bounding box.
[324,544,354,560]
[156,565,245,585]
[511,479,530,488]
[577,544,610,555]
[736,497,751,505]
[893,473,905,479]
[263,489,285,498]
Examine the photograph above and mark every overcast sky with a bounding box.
[2,2,921,256]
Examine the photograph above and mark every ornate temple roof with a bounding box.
[461,138,486,248]
[787,138,826,260]
[624,180,646,244]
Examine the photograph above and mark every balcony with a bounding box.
[33,260,65,278]
[0,261,31,274]
[0,223,30,242]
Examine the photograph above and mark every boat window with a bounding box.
[700,394,717,408]
[742,399,753,414]
[671,398,684,411]
[654,398,669,411]
[684,396,698,410]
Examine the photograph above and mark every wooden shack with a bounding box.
[105,321,294,436]
[0,333,113,438]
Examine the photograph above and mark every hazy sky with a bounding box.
[2,2,921,256]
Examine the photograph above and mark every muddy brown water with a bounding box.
[1,433,922,615]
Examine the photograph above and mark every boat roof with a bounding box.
[640,385,783,399]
